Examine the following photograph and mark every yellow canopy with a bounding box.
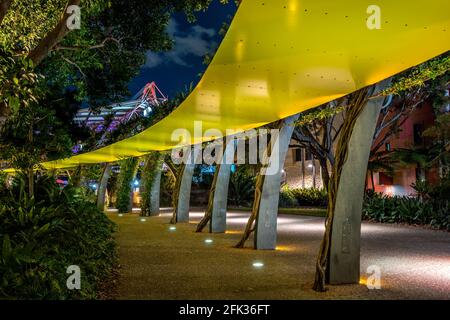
[28,0,450,169]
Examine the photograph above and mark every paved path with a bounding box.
[108,209,450,299]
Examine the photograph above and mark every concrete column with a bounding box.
[328,80,391,284]
[97,163,112,211]
[209,139,235,233]
[176,149,199,222]
[150,163,163,216]
[254,114,300,249]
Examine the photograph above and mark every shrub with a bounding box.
[363,192,449,230]
[279,185,297,208]
[291,187,328,207]
[0,177,117,299]
[228,168,255,207]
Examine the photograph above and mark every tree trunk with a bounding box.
[27,0,81,66]
[0,0,13,25]
[97,163,112,211]
[234,168,265,248]
[234,117,297,249]
[196,163,221,232]
[164,157,177,180]
[313,88,369,292]
[319,158,330,191]
[313,80,390,292]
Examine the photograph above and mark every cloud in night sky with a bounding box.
[144,19,217,68]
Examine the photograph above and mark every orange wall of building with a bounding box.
[368,100,437,196]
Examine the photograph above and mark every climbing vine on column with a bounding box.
[234,122,281,248]
[140,152,163,217]
[196,163,221,232]
[170,161,186,224]
[116,157,138,213]
[234,165,265,248]
[313,87,370,292]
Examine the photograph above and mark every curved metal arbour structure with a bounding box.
[39,0,450,169]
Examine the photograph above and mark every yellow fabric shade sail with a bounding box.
[35,0,450,169]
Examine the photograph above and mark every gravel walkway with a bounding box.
[108,209,450,299]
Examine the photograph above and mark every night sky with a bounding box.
[128,0,237,99]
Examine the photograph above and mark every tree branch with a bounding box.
[53,37,122,52]
[61,56,86,78]
[27,0,81,66]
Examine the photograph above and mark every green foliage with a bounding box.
[0,176,117,299]
[160,169,175,207]
[80,164,104,186]
[280,186,328,207]
[0,171,6,187]
[295,104,346,126]
[411,174,450,202]
[0,99,73,176]
[363,192,449,231]
[115,157,138,213]
[382,54,450,96]
[0,0,219,110]
[0,48,40,114]
[279,185,297,208]
[424,113,450,142]
[228,167,255,207]
[423,113,450,172]
[0,0,68,52]
[0,46,80,175]
[391,147,429,167]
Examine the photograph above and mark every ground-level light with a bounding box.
[204,239,213,244]
[252,262,264,268]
